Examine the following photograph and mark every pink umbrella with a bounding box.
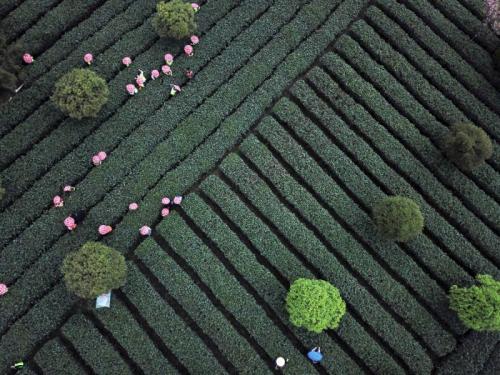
[164,53,174,65]
[139,226,152,236]
[122,56,132,67]
[97,151,107,161]
[161,65,172,76]
[0,283,8,296]
[161,208,170,217]
[151,69,160,80]
[53,195,64,207]
[63,185,75,192]
[92,155,102,166]
[22,53,34,64]
[161,197,170,205]
[191,3,200,12]
[64,216,75,227]
[83,53,93,65]
[126,83,137,95]
[190,35,199,45]
[184,45,194,57]
[129,202,139,211]
[173,196,183,205]
[98,225,113,235]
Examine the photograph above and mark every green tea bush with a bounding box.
[286,278,346,333]
[51,68,109,119]
[493,47,500,71]
[442,123,493,171]
[0,33,25,105]
[152,0,197,39]
[0,179,5,201]
[372,196,424,242]
[449,274,500,332]
[61,242,127,299]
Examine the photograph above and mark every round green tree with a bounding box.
[449,274,500,332]
[373,196,424,242]
[152,0,197,39]
[51,68,109,119]
[442,123,493,171]
[286,278,346,333]
[61,242,127,299]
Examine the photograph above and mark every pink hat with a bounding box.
[23,53,34,64]
[92,155,101,166]
[164,53,174,65]
[161,208,170,217]
[83,53,93,65]
[97,151,107,161]
[122,56,132,66]
[173,196,183,205]
[139,226,152,236]
[129,202,139,211]
[0,283,8,296]
[173,84,181,92]
[63,185,74,192]
[151,69,160,80]
[98,225,113,235]
[64,216,75,227]
[161,65,172,75]
[126,84,137,95]
[191,3,200,11]
[190,35,199,45]
[136,76,145,87]
[161,197,170,205]
[184,45,193,56]
[53,195,63,206]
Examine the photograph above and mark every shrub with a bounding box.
[0,32,25,105]
[61,242,127,299]
[152,0,197,40]
[286,278,346,333]
[51,68,109,119]
[372,196,424,242]
[449,274,500,332]
[442,123,493,171]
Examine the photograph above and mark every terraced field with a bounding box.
[0,0,499,373]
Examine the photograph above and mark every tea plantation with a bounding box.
[0,0,499,373]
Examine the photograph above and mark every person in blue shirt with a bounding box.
[307,347,323,364]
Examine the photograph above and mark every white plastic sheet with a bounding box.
[96,291,111,309]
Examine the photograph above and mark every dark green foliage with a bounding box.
[51,68,109,119]
[442,123,493,171]
[0,32,25,104]
[0,179,4,201]
[372,196,424,242]
[61,242,126,299]
[152,0,197,39]
[493,47,500,72]
[286,278,346,333]
[449,275,500,332]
